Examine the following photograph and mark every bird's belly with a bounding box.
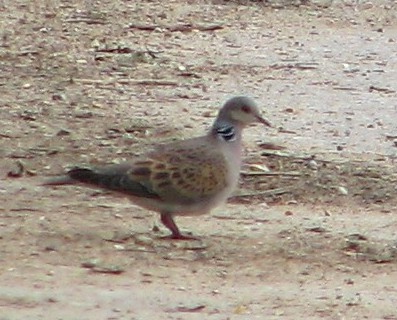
[129,186,233,217]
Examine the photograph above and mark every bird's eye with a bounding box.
[241,106,250,113]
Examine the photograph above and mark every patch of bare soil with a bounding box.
[240,150,397,206]
[1,0,397,319]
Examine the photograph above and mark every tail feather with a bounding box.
[66,168,147,194]
[67,168,109,186]
[42,168,101,186]
[42,168,94,186]
[42,175,76,186]
[42,166,159,199]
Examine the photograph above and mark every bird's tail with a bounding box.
[42,168,115,188]
[42,166,157,198]
[41,174,76,186]
[41,168,95,186]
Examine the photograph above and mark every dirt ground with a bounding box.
[1,0,397,319]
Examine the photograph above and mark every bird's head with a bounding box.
[217,96,271,128]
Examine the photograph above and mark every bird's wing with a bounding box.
[135,142,228,204]
[47,140,229,205]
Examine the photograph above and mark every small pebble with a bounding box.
[307,159,318,170]
[337,186,348,195]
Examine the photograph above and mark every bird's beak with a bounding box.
[257,115,272,127]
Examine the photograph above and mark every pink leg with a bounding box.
[160,213,198,240]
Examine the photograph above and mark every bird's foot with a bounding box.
[161,232,200,241]
[159,213,200,241]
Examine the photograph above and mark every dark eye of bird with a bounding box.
[241,106,250,113]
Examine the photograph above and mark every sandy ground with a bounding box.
[1,0,397,319]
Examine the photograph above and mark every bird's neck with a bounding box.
[211,121,242,143]
[210,122,243,179]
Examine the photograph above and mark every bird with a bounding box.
[43,96,271,240]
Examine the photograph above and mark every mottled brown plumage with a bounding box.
[43,96,271,239]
